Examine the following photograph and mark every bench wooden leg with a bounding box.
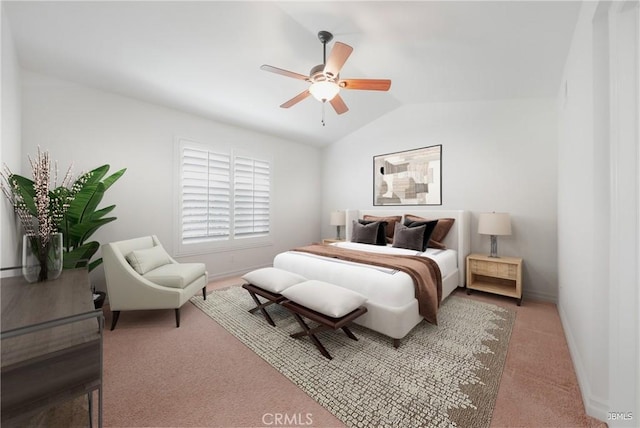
[246,290,277,327]
[341,326,358,341]
[290,313,333,360]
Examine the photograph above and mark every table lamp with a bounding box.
[478,212,511,258]
[330,210,346,240]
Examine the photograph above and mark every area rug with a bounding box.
[191,287,515,428]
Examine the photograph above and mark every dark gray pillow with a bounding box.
[358,220,388,245]
[351,220,380,245]
[392,223,426,251]
[403,219,438,251]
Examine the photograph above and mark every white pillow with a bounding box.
[126,245,172,275]
[241,267,307,294]
[281,280,367,318]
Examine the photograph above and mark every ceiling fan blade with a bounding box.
[280,90,311,108]
[329,94,349,115]
[260,64,309,81]
[324,42,353,78]
[339,79,392,91]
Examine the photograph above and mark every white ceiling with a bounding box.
[4,1,580,146]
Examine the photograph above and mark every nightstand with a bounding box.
[466,253,523,305]
[322,238,344,245]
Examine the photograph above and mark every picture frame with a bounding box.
[373,145,442,206]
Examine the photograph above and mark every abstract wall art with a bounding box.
[373,145,442,206]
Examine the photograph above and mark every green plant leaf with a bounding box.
[88,257,103,272]
[101,168,126,191]
[62,241,100,270]
[68,217,116,245]
[66,182,106,230]
[90,205,115,220]
[82,165,109,186]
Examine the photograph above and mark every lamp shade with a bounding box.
[478,212,512,236]
[330,210,346,226]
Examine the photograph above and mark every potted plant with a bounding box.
[2,148,125,282]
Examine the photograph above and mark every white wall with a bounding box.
[19,71,322,290]
[0,7,22,271]
[322,98,558,301]
[558,1,639,424]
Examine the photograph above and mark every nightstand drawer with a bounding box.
[470,259,517,280]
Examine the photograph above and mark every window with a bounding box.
[177,139,271,254]
[234,157,270,237]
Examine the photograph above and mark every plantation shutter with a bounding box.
[233,156,270,237]
[181,147,230,243]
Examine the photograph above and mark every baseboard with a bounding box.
[558,303,609,422]
[523,289,557,303]
[206,263,271,282]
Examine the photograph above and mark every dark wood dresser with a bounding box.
[1,268,104,427]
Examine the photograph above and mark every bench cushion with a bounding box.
[281,280,367,318]
[242,267,307,294]
[143,262,206,289]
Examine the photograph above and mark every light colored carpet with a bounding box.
[191,287,516,428]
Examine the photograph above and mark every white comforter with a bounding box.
[273,242,457,308]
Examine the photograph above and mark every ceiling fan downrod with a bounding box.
[318,30,333,65]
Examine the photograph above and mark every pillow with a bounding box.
[358,219,388,245]
[350,220,380,245]
[403,218,438,251]
[242,267,307,294]
[126,245,173,275]
[363,215,402,243]
[392,223,426,251]
[404,215,455,249]
[281,280,367,318]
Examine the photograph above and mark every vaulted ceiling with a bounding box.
[4,1,580,146]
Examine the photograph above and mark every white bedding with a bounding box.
[333,241,458,279]
[273,242,457,309]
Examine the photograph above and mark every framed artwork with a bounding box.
[373,145,442,206]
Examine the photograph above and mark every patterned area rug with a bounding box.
[191,287,515,428]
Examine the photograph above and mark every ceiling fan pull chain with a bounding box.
[321,102,326,126]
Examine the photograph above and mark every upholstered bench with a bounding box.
[280,280,368,360]
[241,267,307,327]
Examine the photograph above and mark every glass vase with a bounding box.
[22,232,63,283]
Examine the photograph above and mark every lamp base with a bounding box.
[489,235,500,258]
[335,225,342,240]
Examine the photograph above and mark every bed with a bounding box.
[273,209,470,344]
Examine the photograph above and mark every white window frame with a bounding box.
[174,138,273,256]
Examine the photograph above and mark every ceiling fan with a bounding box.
[261,30,391,119]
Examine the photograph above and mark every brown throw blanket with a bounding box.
[292,244,443,325]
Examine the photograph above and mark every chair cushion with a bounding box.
[126,245,172,275]
[281,280,367,318]
[143,262,206,289]
[241,267,307,294]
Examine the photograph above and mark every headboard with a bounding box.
[344,209,470,286]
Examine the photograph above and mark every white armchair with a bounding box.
[102,235,207,330]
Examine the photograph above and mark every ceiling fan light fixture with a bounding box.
[309,81,340,102]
